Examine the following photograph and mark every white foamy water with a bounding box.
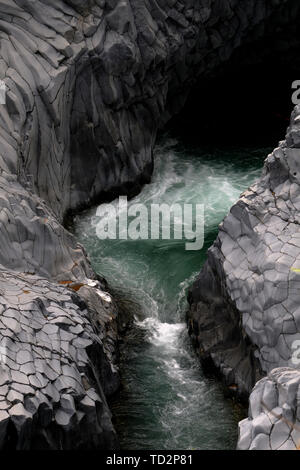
[73,137,267,449]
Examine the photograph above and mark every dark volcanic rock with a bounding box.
[188,108,300,388]
[0,0,300,450]
[1,0,297,219]
[238,368,300,450]
[0,273,118,449]
[187,248,264,399]
[188,107,300,448]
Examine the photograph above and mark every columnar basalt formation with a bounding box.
[237,368,300,450]
[2,0,298,219]
[0,0,299,449]
[0,272,119,449]
[188,106,300,447]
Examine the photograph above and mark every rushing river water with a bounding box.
[73,137,268,450]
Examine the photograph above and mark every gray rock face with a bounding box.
[0,0,299,450]
[0,0,297,219]
[0,272,118,449]
[0,166,119,447]
[187,106,300,447]
[238,368,300,450]
[188,107,300,391]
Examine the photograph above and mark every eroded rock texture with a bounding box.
[188,107,300,446]
[0,273,118,449]
[0,0,299,450]
[238,368,300,450]
[1,0,298,218]
[0,168,120,447]
[188,109,300,390]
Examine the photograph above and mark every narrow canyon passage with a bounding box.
[73,136,267,450]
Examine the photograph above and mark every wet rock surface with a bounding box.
[0,0,299,449]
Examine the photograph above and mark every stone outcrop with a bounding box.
[1,0,298,219]
[0,0,299,450]
[238,368,300,450]
[0,272,119,449]
[188,104,300,447]
[0,161,120,447]
[188,107,300,389]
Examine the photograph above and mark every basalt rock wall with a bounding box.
[188,105,300,449]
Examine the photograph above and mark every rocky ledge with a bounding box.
[0,0,299,450]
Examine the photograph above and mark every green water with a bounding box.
[73,137,267,450]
